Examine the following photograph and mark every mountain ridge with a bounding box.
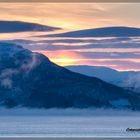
[0,42,140,110]
[66,65,140,93]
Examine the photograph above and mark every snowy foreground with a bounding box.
[0,108,140,137]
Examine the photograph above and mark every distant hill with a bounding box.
[42,26,140,37]
[0,42,140,110]
[0,21,61,33]
[66,65,140,93]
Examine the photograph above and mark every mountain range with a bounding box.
[41,26,140,37]
[0,42,140,110]
[0,21,60,33]
[66,65,140,93]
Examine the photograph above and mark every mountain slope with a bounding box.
[42,26,140,37]
[66,65,140,93]
[0,21,60,33]
[0,42,140,109]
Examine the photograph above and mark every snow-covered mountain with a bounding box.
[42,26,140,37]
[66,65,140,93]
[0,21,60,33]
[0,42,140,110]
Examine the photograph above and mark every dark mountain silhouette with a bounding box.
[0,42,140,110]
[41,26,140,37]
[0,21,60,33]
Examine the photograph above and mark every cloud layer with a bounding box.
[0,3,140,30]
[0,3,139,71]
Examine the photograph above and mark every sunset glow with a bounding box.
[0,3,140,30]
[33,50,83,66]
[0,3,140,71]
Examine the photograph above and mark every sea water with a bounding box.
[0,108,140,137]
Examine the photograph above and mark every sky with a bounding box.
[0,3,140,30]
[0,3,140,71]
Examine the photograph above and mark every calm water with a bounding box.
[0,115,140,137]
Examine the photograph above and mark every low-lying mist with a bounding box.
[0,107,140,116]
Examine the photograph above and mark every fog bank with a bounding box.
[0,107,140,116]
